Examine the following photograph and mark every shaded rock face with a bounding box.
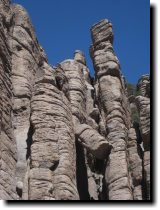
[136,75,150,200]
[137,75,150,97]
[0,2,150,201]
[0,0,17,200]
[127,127,142,200]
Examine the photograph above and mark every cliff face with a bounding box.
[136,75,150,200]
[0,1,150,200]
[0,0,17,199]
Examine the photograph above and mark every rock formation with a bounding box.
[0,0,17,200]
[0,1,150,200]
[136,75,150,200]
[90,19,133,200]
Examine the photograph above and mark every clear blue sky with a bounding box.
[12,0,150,84]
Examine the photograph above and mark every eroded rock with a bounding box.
[0,0,150,200]
[90,19,133,200]
[0,0,17,200]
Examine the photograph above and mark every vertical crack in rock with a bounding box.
[26,123,33,161]
[127,95,143,200]
[29,63,79,200]
[76,140,90,200]
[60,53,111,160]
[60,51,112,200]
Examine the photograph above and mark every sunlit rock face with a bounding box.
[0,1,150,200]
[90,19,133,200]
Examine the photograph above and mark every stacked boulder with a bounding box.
[90,19,134,200]
[136,75,150,200]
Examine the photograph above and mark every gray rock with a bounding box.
[30,64,79,200]
[0,0,17,200]
[75,123,112,159]
[137,75,150,97]
[135,77,150,200]
[90,19,133,200]
[128,127,142,200]
[0,0,150,200]
[11,4,42,199]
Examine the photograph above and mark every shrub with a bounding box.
[131,111,139,124]
[127,83,140,97]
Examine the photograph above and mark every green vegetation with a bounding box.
[127,83,140,97]
[127,83,136,96]
[127,83,140,124]
[128,164,132,172]
[131,111,139,124]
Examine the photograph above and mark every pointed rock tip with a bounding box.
[12,3,29,15]
[138,74,150,84]
[74,50,85,56]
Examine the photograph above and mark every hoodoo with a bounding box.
[0,0,150,200]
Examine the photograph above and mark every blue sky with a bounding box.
[12,0,150,84]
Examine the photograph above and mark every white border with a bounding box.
[152,0,159,209]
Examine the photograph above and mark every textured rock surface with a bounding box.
[30,64,79,200]
[60,58,111,160]
[90,19,134,200]
[136,75,150,200]
[137,75,150,97]
[127,127,142,200]
[11,4,42,199]
[0,0,17,200]
[75,123,111,159]
[60,53,112,200]
[0,1,150,201]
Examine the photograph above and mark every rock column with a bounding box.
[29,63,79,200]
[136,75,150,200]
[11,4,43,199]
[60,51,111,200]
[90,19,133,200]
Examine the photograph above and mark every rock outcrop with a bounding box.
[30,64,79,200]
[90,19,133,200]
[127,127,142,200]
[136,75,150,200]
[0,0,17,200]
[0,1,150,200]
[11,4,42,199]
